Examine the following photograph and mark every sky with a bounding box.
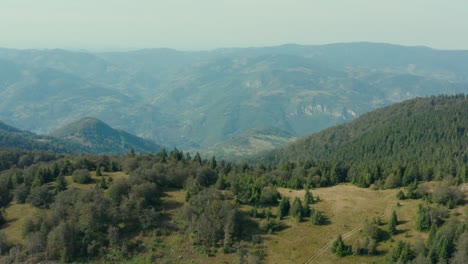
[1,0,467,51]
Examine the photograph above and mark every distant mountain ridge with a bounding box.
[50,117,162,154]
[0,118,162,154]
[0,43,467,154]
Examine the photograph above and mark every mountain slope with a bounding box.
[204,126,296,159]
[0,43,467,151]
[50,117,162,154]
[0,120,86,153]
[259,95,468,166]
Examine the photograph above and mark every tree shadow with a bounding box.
[373,248,389,256]
[377,228,391,242]
[1,217,18,229]
[397,220,409,225]
[395,228,410,236]
[162,199,184,211]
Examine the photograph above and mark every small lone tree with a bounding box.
[98,177,107,189]
[331,234,350,257]
[278,197,290,219]
[72,169,91,184]
[96,165,102,176]
[304,186,314,204]
[310,210,325,225]
[396,190,406,200]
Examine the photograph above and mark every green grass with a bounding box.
[3,203,38,245]
[65,171,129,190]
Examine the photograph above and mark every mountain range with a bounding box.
[0,117,161,154]
[1,43,468,154]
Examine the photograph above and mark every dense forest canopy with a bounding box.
[255,95,468,188]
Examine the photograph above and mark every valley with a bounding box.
[1,43,468,155]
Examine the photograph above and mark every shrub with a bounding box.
[27,186,52,208]
[72,169,91,184]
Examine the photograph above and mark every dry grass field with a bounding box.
[264,184,428,264]
[2,179,466,264]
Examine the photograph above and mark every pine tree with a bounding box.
[210,156,217,169]
[290,197,303,220]
[311,210,325,225]
[98,177,107,189]
[194,152,202,164]
[55,174,67,192]
[416,204,430,231]
[96,165,102,176]
[302,203,311,217]
[331,234,350,257]
[278,197,290,219]
[304,186,314,204]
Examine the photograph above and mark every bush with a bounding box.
[432,185,463,208]
[14,184,30,203]
[27,186,52,208]
[72,169,91,184]
[259,218,280,233]
[259,187,280,205]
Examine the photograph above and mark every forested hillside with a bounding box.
[50,117,162,154]
[0,118,162,155]
[256,95,468,188]
[0,120,87,153]
[262,95,468,163]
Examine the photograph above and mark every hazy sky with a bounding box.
[1,0,467,51]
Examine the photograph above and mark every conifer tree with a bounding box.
[331,234,350,257]
[55,174,67,192]
[278,197,290,219]
[311,210,325,225]
[96,165,102,176]
[304,186,314,204]
[389,210,398,235]
[98,177,107,189]
[290,197,303,220]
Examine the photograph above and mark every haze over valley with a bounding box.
[1,43,468,156]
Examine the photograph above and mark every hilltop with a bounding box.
[50,117,162,154]
[0,118,162,155]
